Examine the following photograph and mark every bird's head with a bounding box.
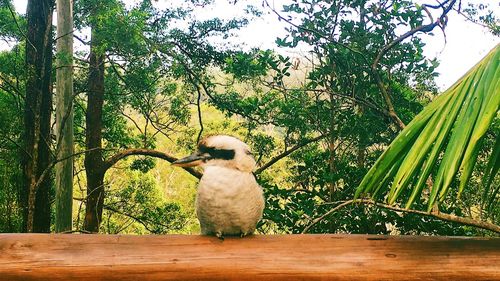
[172,135,256,172]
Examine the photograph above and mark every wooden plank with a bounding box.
[0,234,498,280]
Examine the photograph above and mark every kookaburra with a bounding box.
[173,135,265,239]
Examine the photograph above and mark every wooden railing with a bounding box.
[0,234,498,280]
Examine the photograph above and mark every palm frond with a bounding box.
[355,44,500,211]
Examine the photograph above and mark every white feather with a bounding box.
[197,166,264,236]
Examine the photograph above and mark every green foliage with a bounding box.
[130,157,156,173]
[0,0,26,41]
[462,3,500,36]
[0,10,25,231]
[99,172,187,234]
[224,50,274,80]
[0,88,23,232]
[355,45,500,213]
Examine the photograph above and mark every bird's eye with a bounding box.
[198,144,235,160]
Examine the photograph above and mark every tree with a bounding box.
[55,0,75,233]
[82,0,106,232]
[22,0,54,233]
[75,0,247,232]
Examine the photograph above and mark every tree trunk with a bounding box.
[83,26,105,233]
[357,143,366,169]
[22,0,54,233]
[83,170,105,233]
[55,0,74,233]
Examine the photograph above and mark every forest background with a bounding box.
[0,0,498,235]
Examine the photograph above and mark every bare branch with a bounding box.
[6,4,36,51]
[374,0,456,67]
[73,198,182,233]
[255,134,326,174]
[0,73,23,98]
[103,148,202,179]
[453,7,496,30]
[54,28,75,42]
[371,0,457,130]
[195,84,204,144]
[262,0,369,62]
[265,82,395,122]
[31,148,103,195]
[302,199,500,234]
[120,111,144,135]
[73,34,89,45]
[186,74,205,144]
[103,204,175,234]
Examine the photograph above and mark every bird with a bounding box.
[172,135,265,239]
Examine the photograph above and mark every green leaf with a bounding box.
[355,44,500,212]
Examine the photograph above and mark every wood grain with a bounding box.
[0,234,498,280]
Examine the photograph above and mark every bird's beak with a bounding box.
[172,152,207,167]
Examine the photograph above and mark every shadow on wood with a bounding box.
[0,234,498,280]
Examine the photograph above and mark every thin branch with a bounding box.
[255,134,326,174]
[7,4,36,51]
[186,73,205,144]
[107,55,129,86]
[370,0,457,130]
[454,7,496,30]
[120,111,144,135]
[103,148,202,179]
[151,37,280,127]
[103,203,183,234]
[301,199,500,234]
[59,229,92,234]
[265,82,394,122]
[103,204,154,233]
[31,148,103,194]
[73,34,89,45]
[1,135,29,157]
[53,90,77,159]
[73,198,176,233]
[302,200,355,233]
[0,73,23,98]
[373,0,456,67]
[195,83,204,144]
[54,28,75,42]
[176,54,280,127]
[422,1,451,10]
[262,0,368,62]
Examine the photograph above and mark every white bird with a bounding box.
[173,135,265,239]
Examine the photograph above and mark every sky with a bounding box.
[7,0,500,90]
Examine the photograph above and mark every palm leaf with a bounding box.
[355,44,500,211]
